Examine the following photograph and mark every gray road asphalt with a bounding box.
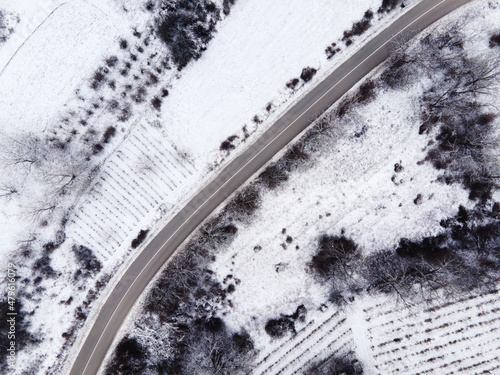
[69,0,471,373]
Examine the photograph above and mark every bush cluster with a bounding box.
[0,299,38,371]
[342,10,373,44]
[304,356,363,375]
[72,245,102,274]
[105,336,147,375]
[490,33,500,48]
[264,305,307,338]
[131,229,150,249]
[156,0,232,70]
[378,0,403,13]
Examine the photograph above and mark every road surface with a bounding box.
[69,0,471,373]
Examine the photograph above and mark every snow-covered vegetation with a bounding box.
[108,1,500,374]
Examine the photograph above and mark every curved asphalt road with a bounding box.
[70,0,471,373]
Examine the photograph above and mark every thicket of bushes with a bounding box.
[0,299,38,371]
[307,24,500,303]
[304,355,364,375]
[342,10,373,45]
[106,195,257,372]
[131,229,150,249]
[105,336,147,374]
[156,0,235,69]
[264,305,307,338]
[0,9,19,44]
[382,25,500,202]
[378,0,404,13]
[309,199,500,304]
[72,245,102,276]
[490,33,500,48]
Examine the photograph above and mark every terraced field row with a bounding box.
[253,307,354,375]
[364,289,500,374]
[67,123,196,260]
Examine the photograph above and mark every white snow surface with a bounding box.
[0,0,122,133]
[162,0,381,162]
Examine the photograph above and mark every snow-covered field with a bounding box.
[0,0,64,71]
[67,122,197,260]
[0,0,122,133]
[0,0,415,373]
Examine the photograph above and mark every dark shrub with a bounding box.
[413,193,423,205]
[489,33,500,48]
[223,0,235,15]
[283,143,309,170]
[258,164,288,189]
[72,245,102,272]
[265,317,295,338]
[342,10,373,41]
[148,72,159,85]
[226,185,260,218]
[396,235,449,262]
[132,86,147,103]
[205,316,224,332]
[304,356,363,375]
[220,140,235,151]
[33,254,56,277]
[118,105,132,122]
[105,336,147,375]
[233,331,254,354]
[325,43,340,59]
[287,304,307,321]
[356,80,376,103]
[131,229,149,249]
[300,67,317,82]
[105,56,118,67]
[379,0,402,13]
[90,69,106,90]
[92,143,104,155]
[102,126,116,143]
[151,96,162,110]
[465,177,495,202]
[119,39,128,49]
[311,235,358,278]
[336,98,352,118]
[199,220,238,248]
[286,78,300,89]
[107,100,119,113]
